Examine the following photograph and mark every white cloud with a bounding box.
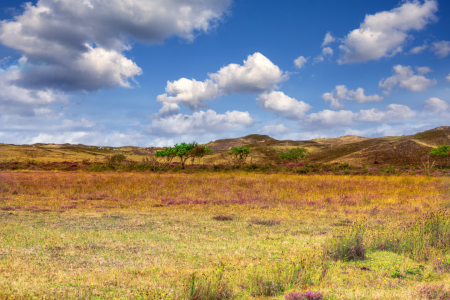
[431,41,450,58]
[409,43,428,54]
[305,110,355,127]
[157,52,288,110]
[0,0,231,117]
[314,47,334,64]
[155,102,181,118]
[322,85,384,109]
[424,97,450,113]
[0,69,67,117]
[416,66,432,74]
[379,65,437,94]
[322,47,334,56]
[0,0,231,91]
[294,56,308,69]
[322,32,336,47]
[446,74,450,82]
[0,56,11,65]
[304,104,415,128]
[49,118,96,131]
[256,91,312,119]
[345,123,432,138]
[156,78,220,110]
[0,130,171,147]
[258,124,291,136]
[338,0,438,64]
[144,109,253,135]
[354,104,416,122]
[313,56,325,63]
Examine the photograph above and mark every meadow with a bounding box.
[1,171,450,299]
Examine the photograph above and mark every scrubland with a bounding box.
[1,171,450,299]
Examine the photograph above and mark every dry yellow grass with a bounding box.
[0,171,449,299]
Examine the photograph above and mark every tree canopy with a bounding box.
[279,147,311,162]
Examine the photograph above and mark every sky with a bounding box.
[0,0,449,147]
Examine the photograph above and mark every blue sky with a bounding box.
[0,0,449,146]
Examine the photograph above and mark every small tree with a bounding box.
[430,145,450,168]
[156,142,213,169]
[155,147,177,169]
[173,142,197,169]
[279,147,311,162]
[105,153,127,165]
[228,146,250,165]
[421,150,436,169]
[191,145,213,164]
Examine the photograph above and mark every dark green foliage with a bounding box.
[430,145,450,168]
[228,146,251,165]
[156,142,213,169]
[279,148,311,162]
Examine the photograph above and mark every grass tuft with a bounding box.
[212,215,233,221]
[326,219,366,262]
[248,218,281,226]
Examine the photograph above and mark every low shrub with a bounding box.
[285,291,324,300]
[433,258,450,274]
[183,272,234,300]
[326,219,366,262]
[212,215,233,221]
[250,275,284,297]
[416,284,450,300]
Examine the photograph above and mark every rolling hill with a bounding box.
[1,126,449,167]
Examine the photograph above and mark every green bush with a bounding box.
[326,219,366,262]
[228,146,250,165]
[279,148,311,162]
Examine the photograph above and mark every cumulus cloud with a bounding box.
[416,66,432,74]
[156,78,220,110]
[314,47,334,64]
[155,102,181,118]
[432,41,450,58]
[345,123,432,138]
[410,43,428,54]
[304,104,415,128]
[294,56,308,69]
[379,65,437,94]
[157,52,288,110]
[305,110,355,127]
[322,32,336,47]
[354,104,416,122]
[313,56,325,63]
[0,68,66,117]
[322,47,334,56]
[144,109,253,135]
[424,97,450,113]
[0,130,174,147]
[257,91,312,119]
[258,124,291,137]
[0,0,231,115]
[322,85,384,109]
[338,0,438,64]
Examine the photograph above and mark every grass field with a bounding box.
[1,172,450,299]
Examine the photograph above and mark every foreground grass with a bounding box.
[0,172,450,299]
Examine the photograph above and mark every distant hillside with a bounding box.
[1,126,449,167]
